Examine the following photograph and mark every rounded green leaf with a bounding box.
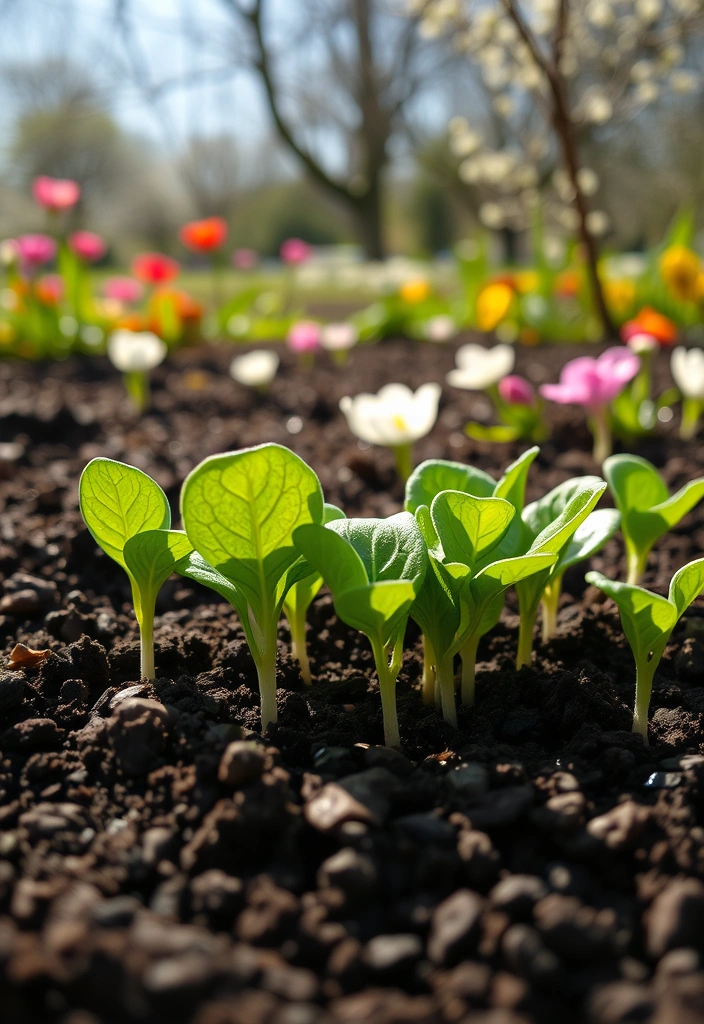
[431,491,514,568]
[79,457,170,569]
[404,459,495,514]
[123,529,194,608]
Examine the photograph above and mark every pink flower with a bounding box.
[232,248,258,270]
[16,234,57,268]
[498,374,535,405]
[103,276,144,304]
[32,176,80,212]
[540,348,639,411]
[69,230,107,263]
[280,238,311,265]
[287,320,320,353]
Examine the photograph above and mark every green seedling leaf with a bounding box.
[283,503,346,684]
[464,423,521,443]
[181,443,324,730]
[405,459,495,513]
[604,454,704,585]
[294,512,427,747]
[430,491,514,569]
[123,529,194,680]
[587,558,704,741]
[79,457,171,679]
[494,447,540,510]
[515,480,606,668]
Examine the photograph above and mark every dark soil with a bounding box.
[1,337,704,1024]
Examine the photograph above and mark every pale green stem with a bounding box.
[287,604,312,685]
[371,636,401,748]
[626,544,649,586]
[256,642,278,732]
[680,397,702,441]
[436,653,458,728]
[516,605,537,670]
[125,370,149,412]
[421,635,436,705]
[139,606,155,681]
[590,405,612,466]
[632,658,657,744]
[541,573,563,643]
[392,443,413,483]
[460,634,480,706]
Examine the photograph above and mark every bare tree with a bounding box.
[217,0,451,258]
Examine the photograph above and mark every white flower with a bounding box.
[627,333,658,355]
[447,343,515,391]
[230,349,279,388]
[424,315,456,343]
[320,322,358,352]
[671,347,704,400]
[340,382,441,447]
[107,330,166,373]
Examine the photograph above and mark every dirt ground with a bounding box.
[1,337,703,1024]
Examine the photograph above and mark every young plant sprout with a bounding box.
[179,443,324,731]
[586,559,704,741]
[604,454,704,585]
[467,374,548,444]
[539,348,640,464]
[294,513,427,747]
[282,503,345,684]
[671,347,704,440]
[406,447,540,689]
[79,458,192,680]
[339,382,441,482]
[107,329,167,411]
[411,491,557,721]
[229,350,279,390]
[515,479,608,668]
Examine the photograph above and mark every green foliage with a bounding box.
[294,512,427,747]
[604,454,704,585]
[78,457,188,678]
[282,503,345,684]
[180,443,324,730]
[587,558,704,741]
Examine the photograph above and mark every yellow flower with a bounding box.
[659,245,701,302]
[0,320,14,345]
[697,271,704,301]
[399,278,431,304]
[476,282,514,332]
[604,278,636,315]
[513,270,539,294]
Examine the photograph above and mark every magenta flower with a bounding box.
[32,176,80,212]
[232,248,258,270]
[540,349,639,409]
[499,374,535,406]
[69,230,107,263]
[103,276,144,304]
[16,234,57,269]
[540,347,639,463]
[287,320,320,354]
[280,238,311,265]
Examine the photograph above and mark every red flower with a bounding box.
[131,252,180,285]
[179,217,228,253]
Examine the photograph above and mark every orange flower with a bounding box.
[152,287,203,322]
[35,274,63,306]
[622,306,678,346]
[399,279,431,304]
[476,282,513,332]
[115,312,149,332]
[179,217,228,254]
[555,269,580,298]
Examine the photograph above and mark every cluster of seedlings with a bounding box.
[79,443,704,748]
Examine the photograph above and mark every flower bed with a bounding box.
[1,338,704,1024]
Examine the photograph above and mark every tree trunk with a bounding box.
[352,185,385,260]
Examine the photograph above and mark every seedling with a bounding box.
[179,443,324,731]
[587,559,704,741]
[294,512,427,747]
[282,503,345,684]
[79,457,192,679]
[604,454,704,585]
[515,479,607,668]
[411,491,557,723]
